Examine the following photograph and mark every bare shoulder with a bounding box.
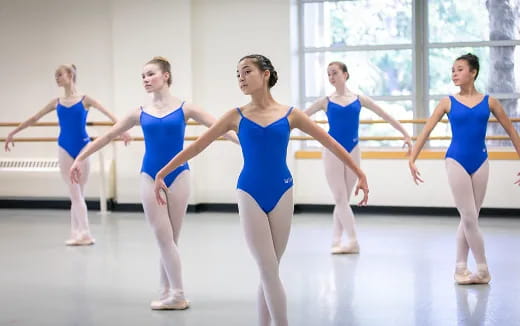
[357,93,372,106]
[287,107,306,125]
[316,96,328,106]
[487,95,501,108]
[221,107,242,131]
[437,96,451,113]
[288,106,303,116]
[48,97,59,109]
[181,100,199,112]
[128,106,143,122]
[81,94,95,107]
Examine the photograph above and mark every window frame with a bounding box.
[297,0,520,147]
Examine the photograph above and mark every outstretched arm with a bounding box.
[489,97,520,185]
[4,99,57,151]
[290,108,369,205]
[70,108,140,183]
[408,97,449,184]
[360,95,412,154]
[183,102,239,144]
[84,95,132,145]
[303,97,327,117]
[154,109,238,204]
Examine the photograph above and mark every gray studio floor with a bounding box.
[0,209,519,326]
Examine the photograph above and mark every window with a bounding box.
[299,0,520,149]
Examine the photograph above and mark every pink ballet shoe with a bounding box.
[454,268,473,285]
[65,238,77,246]
[65,236,95,246]
[150,297,190,310]
[467,270,491,285]
[331,241,360,254]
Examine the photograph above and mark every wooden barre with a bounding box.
[295,150,519,160]
[292,135,512,141]
[314,118,520,124]
[1,118,519,127]
[0,121,201,127]
[0,135,513,142]
[0,137,227,142]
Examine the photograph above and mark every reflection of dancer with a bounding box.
[455,285,490,326]
[70,57,237,310]
[154,54,369,326]
[409,53,520,284]
[330,256,359,325]
[4,64,131,246]
[305,61,411,254]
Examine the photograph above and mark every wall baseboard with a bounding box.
[0,198,518,217]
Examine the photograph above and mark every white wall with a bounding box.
[294,157,520,209]
[0,0,518,209]
[0,0,113,157]
[0,0,114,198]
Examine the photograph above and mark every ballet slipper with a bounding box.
[331,241,360,254]
[150,297,190,310]
[65,238,78,246]
[65,234,95,246]
[331,245,344,254]
[468,266,491,284]
[454,268,473,285]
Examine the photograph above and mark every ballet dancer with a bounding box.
[305,61,412,254]
[153,54,369,326]
[69,56,237,310]
[409,53,520,284]
[4,63,131,246]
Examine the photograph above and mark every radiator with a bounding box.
[0,157,114,200]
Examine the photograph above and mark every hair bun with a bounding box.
[153,56,170,64]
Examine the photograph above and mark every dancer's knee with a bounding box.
[258,263,280,282]
[460,215,478,232]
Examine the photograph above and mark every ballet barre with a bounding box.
[1,118,518,214]
[1,117,519,128]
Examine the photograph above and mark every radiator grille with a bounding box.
[0,159,59,170]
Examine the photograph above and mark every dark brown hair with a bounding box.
[456,53,480,80]
[239,54,278,88]
[328,61,349,80]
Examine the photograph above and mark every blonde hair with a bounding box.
[56,64,77,82]
[146,56,172,86]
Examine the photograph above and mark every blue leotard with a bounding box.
[446,95,490,175]
[56,96,90,159]
[236,107,294,213]
[140,103,189,187]
[326,97,361,153]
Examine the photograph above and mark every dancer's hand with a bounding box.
[4,133,15,152]
[403,136,412,156]
[70,160,82,184]
[154,177,168,205]
[515,172,520,186]
[120,131,132,146]
[409,160,423,185]
[354,174,369,206]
